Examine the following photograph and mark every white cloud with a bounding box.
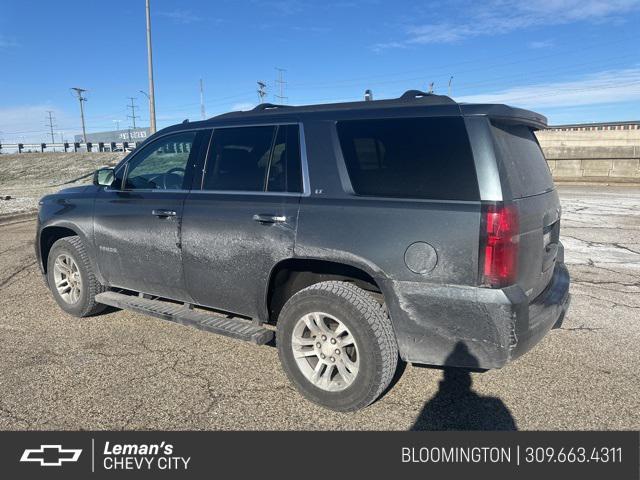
[456,67,640,108]
[528,39,555,49]
[231,102,256,111]
[251,0,306,15]
[375,0,640,49]
[157,10,202,24]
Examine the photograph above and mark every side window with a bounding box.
[203,126,275,191]
[336,117,479,201]
[124,132,196,190]
[267,125,302,193]
[202,124,303,193]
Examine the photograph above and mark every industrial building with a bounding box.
[74,128,151,144]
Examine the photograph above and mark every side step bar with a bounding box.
[95,291,274,345]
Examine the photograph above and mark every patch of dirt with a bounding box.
[0,152,126,215]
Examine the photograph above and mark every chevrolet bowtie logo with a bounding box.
[20,445,82,467]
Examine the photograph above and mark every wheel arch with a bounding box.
[39,223,95,277]
[264,257,388,324]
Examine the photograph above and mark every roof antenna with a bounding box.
[364,89,373,101]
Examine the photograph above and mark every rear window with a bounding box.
[491,122,554,198]
[336,117,479,201]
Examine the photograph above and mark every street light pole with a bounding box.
[145,0,157,134]
[71,87,88,143]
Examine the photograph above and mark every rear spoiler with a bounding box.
[459,104,548,130]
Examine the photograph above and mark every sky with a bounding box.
[0,0,639,143]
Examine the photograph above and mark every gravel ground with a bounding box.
[0,185,638,430]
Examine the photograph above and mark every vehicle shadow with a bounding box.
[410,342,517,431]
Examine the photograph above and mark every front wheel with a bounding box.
[276,281,399,412]
[47,236,106,317]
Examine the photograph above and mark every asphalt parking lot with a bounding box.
[0,184,638,430]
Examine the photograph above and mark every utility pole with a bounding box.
[274,67,287,104]
[71,87,88,143]
[127,97,139,129]
[428,82,434,94]
[146,0,157,133]
[257,81,267,104]
[113,119,121,131]
[45,111,57,144]
[200,78,206,120]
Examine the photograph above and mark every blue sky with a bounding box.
[0,0,639,143]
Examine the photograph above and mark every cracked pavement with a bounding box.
[0,185,638,430]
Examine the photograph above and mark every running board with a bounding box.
[95,291,273,345]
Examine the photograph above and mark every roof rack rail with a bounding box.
[399,89,433,100]
[252,103,291,112]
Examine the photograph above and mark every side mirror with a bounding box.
[94,167,115,187]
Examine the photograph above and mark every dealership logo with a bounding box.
[20,445,82,467]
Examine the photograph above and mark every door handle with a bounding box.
[252,214,286,224]
[152,209,177,218]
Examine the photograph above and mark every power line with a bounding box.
[257,80,267,104]
[71,87,88,143]
[127,97,139,129]
[45,111,57,144]
[292,79,640,108]
[275,67,288,104]
[285,33,636,91]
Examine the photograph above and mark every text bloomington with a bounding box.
[402,446,512,464]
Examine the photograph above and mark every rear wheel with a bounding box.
[276,281,398,411]
[47,236,107,317]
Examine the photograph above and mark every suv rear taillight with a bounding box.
[480,203,519,288]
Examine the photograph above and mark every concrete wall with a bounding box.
[536,126,640,182]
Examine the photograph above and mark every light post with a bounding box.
[145,0,157,134]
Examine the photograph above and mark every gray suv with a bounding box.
[36,90,570,411]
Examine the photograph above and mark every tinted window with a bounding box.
[203,126,275,191]
[267,125,302,193]
[124,131,196,190]
[203,124,303,193]
[336,117,479,200]
[491,122,553,198]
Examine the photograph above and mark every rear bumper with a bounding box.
[382,262,571,369]
[510,262,570,361]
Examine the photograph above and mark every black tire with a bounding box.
[47,236,107,317]
[276,281,399,412]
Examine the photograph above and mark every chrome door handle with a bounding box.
[253,214,286,224]
[152,209,177,217]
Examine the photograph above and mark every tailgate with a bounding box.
[490,121,560,298]
[515,190,561,299]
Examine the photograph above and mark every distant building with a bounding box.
[536,121,640,147]
[544,121,640,132]
[74,128,151,144]
[535,121,640,181]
